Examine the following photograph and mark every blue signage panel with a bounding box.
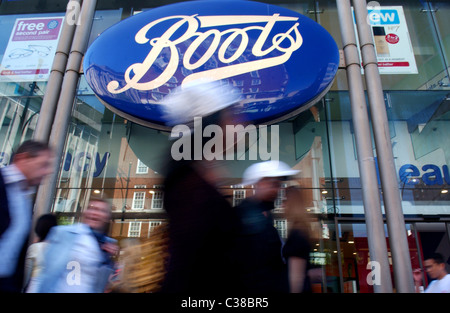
[83,0,339,129]
[367,9,400,25]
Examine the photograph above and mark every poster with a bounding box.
[354,6,418,75]
[0,17,64,82]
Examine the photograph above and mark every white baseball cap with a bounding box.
[241,160,300,186]
[161,79,242,127]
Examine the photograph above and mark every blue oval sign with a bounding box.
[83,0,339,129]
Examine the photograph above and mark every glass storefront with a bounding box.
[0,0,449,293]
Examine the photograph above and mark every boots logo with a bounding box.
[106,14,302,94]
[84,0,339,129]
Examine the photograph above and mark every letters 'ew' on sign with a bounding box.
[83,0,339,129]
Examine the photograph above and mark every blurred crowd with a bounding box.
[1,81,448,293]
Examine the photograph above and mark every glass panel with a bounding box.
[322,221,341,293]
[15,0,448,294]
[372,0,447,90]
[87,9,124,47]
[280,186,338,293]
[386,90,450,216]
[291,101,334,215]
[337,222,422,293]
[317,0,449,91]
[339,223,376,293]
[423,1,450,89]
[0,93,42,163]
[315,0,348,91]
[411,222,450,292]
[54,94,171,214]
[324,91,367,193]
[112,218,168,241]
[0,11,64,153]
[0,13,65,94]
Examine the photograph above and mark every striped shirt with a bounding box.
[0,164,33,277]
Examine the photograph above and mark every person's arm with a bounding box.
[412,269,424,293]
[288,256,307,293]
[23,245,36,290]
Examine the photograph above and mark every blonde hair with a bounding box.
[284,186,320,243]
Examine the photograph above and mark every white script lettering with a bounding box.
[107,14,303,94]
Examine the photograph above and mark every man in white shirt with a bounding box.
[0,140,53,292]
[35,197,119,293]
[424,253,450,293]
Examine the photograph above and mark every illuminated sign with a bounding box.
[399,164,450,186]
[84,0,339,129]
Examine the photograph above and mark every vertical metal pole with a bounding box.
[33,0,81,142]
[336,0,393,292]
[412,224,426,291]
[13,82,36,149]
[352,0,415,293]
[33,0,98,222]
[334,217,344,292]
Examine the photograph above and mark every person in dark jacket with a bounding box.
[235,160,299,293]
[282,186,320,293]
[0,140,53,292]
[160,80,243,293]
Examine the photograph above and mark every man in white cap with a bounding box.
[234,160,299,293]
[161,80,243,293]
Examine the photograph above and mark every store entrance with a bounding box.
[412,222,450,291]
[335,219,450,293]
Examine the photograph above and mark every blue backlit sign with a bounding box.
[83,0,339,129]
[399,164,450,186]
[367,9,400,25]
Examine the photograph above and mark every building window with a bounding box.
[251,78,261,85]
[136,159,148,174]
[274,186,287,210]
[233,80,244,87]
[274,219,287,239]
[151,191,164,209]
[128,221,142,237]
[233,190,246,207]
[148,221,163,237]
[132,191,145,210]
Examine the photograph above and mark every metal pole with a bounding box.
[352,0,415,293]
[336,0,393,293]
[14,82,37,149]
[33,0,98,222]
[33,0,80,142]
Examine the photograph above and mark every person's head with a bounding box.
[35,213,57,242]
[81,197,112,234]
[242,160,299,202]
[424,253,448,280]
[284,186,320,241]
[162,80,243,161]
[254,177,283,202]
[11,140,53,186]
[284,186,310,221]
[162,79,242,128]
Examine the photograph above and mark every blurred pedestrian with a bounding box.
[160,80,243,293]
[423,253,450,293]
[235,160,299,293]
[0,140,53,292]
[23,213,57,293]
[282,186,320,293]
[35,197,119,293]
